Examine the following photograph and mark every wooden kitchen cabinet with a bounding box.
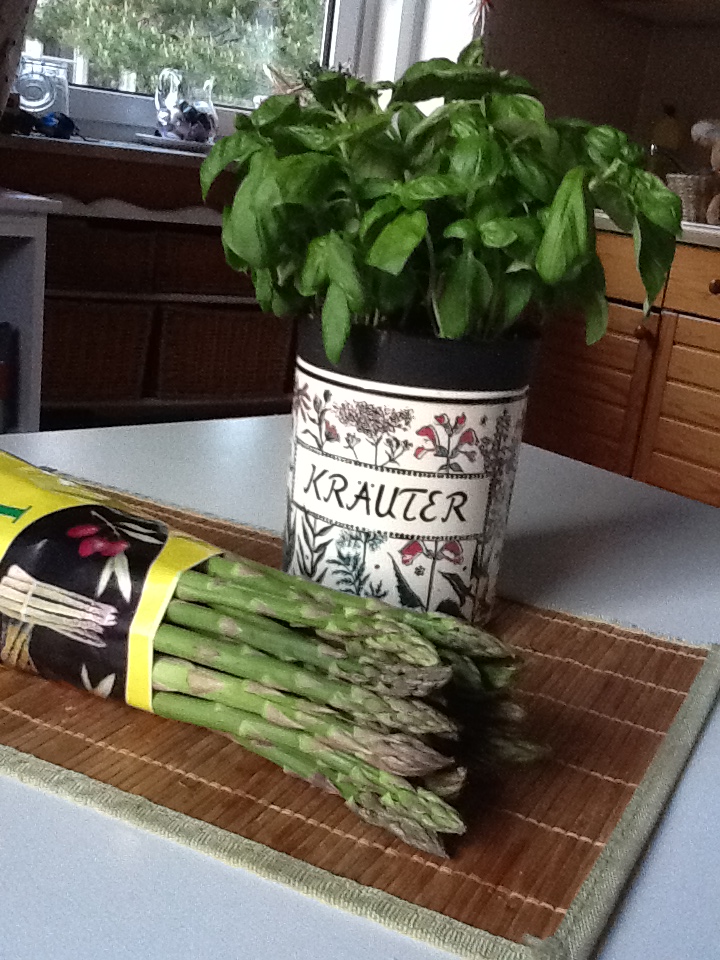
[524,302,657,474]
[526,233,720,506]
[633,312,720,506]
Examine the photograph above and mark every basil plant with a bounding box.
[202,40,681,363]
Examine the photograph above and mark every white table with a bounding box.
[0,417,718,960]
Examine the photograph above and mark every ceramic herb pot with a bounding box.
[283,322,536,624]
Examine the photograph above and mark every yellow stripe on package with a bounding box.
[0,451,218,711]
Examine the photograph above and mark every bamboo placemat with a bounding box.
[0,487,718,960]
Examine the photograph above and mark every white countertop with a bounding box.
[0,416,718,960]
[597,209,720,249]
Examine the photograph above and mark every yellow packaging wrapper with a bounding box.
[0,452,218,711]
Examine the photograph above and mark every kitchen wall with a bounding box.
[635,22,720,167]
[485,0,651,132]
[486,0,720,170]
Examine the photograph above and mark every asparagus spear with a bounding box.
[152,691,465,838]
[232,734,449,857]
[153,624,458,737]
[176,569,441,668]
[204,555,514,660]
[165,600,452,698]
[152,655,452,777]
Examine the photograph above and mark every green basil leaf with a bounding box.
[322,283,352,364]
[450,133,504,185]
[251,267,274,311]
[283,125,337,152]
[222,154,269,269]
[479,218,518,249]
[632,169,683,236]
[536,166,591,284]
[457,38,486,67]
[366,210,428,275]
[298,236,330,297]
[581,255,609,344]
[395,103,425,140]
[584,125,631,166]
[633,212,677,312]
[274,153,338,204]
[509,151,557,203]
[443,218,478,241]
[502,270,535,330]
[221,205,246,271]
[392,59,533,104]
[325,232,364,310]
[200,131,265,200]
[333,112,392,143]
[356,178,396,201]
[590,178,635,233]
[488,93,545,125]
[251,94,299,129]
[437,245,492,338]
[488,94,556,148]
[359,195,403,243]
[551,252,608,343]
[475,199,514,225]
[396,174,464,207]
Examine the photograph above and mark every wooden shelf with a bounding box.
[46,290,258,307]
[40,394,292,431]
[606,0,720,24]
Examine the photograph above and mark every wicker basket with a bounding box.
[155,306,294,400]
[42,300,153,403]
[666,173,718,224]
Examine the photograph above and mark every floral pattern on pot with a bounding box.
[284,358,528,623]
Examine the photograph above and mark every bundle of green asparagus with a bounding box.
[144,554,536,857]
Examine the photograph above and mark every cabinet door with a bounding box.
[597,231,663,307]
[633,312,720,506]
[662,245,720,321]
[523,303,657,474]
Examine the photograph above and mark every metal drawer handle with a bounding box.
[709,279,720,295]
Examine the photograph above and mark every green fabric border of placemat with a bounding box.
[0,645,718,960]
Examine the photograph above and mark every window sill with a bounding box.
[0,131,208,169]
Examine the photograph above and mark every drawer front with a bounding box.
[524,304,655,475]
[42,300,153,402]
[156,306,294,399]
[634,313,720,506]
[45,217,156,293]
[154,228,256,297]
[663,244,720,320]
[596,231,660,306]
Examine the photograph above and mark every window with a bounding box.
[24,0,331,108]
[19,0,477,139]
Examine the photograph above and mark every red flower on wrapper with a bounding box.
[78,536,106,558]
[439,540,463,564]
[324,422,340,442]
[459,428,479,446]
[454,414,466,428]
[67,524,101,539]
[100,540,130,557]
[400,540,424,565]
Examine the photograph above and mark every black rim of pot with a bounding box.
[297,320,539,393]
